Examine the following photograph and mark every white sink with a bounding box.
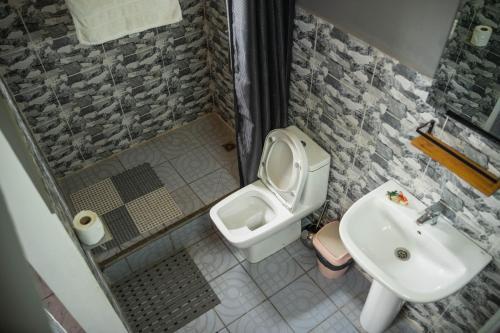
[339,180,491,333]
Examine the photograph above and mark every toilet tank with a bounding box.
[286,126,331,208]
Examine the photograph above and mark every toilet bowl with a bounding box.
[210,126,331,263]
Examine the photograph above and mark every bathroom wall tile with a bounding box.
[19,0,74,42]
[126,234,175,271]
[189,168,239,205]
[210,264,266,325]
[0,3,30,52]
[242,249,305,297]
[308,267,371,308]
[171,213,214,250]
[171,146,221,183]
[170,185,204,216]
[310,310,358,333]
[3,0,218,178]
[314,18,376,91]
[285,239,317,272]
[293,7,318,59]
[36,34,105,73]
[0,48,45,95]
[175,309,225,333]
[270,274,337,333]
[228,301,293,333]
[187,233,238,281]
[107,46,164,87]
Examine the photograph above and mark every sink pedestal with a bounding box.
[360,280,404,333]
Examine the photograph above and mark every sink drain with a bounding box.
[394,247,411,261]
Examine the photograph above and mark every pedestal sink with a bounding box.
[339,180,491,333]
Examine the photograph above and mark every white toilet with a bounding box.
[210,126,331,263]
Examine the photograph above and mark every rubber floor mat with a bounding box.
[111,250,220,333]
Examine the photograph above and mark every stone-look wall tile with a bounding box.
[430,0,499,130]
[207,0,235,127]
[290,5,500,332]
[0,2,31,52]
[1,0,218,177]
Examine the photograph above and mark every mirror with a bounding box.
[429,0,500,143]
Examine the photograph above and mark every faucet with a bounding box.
[416,201,445,225]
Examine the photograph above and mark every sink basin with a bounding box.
[339,180,491,332]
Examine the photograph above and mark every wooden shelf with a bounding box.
[411,135,500,196]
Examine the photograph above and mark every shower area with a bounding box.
[1,0,238,331]
[1,0,237,262]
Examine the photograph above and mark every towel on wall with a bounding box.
[67,0,182,45]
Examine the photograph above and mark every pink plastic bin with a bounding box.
[312,221,352,279]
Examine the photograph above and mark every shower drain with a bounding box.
[394,247,411,261]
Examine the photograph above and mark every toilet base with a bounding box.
[243,221,301,263]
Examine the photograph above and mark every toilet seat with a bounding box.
[257,128,308,212]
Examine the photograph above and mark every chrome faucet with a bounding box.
[416,201,445,225]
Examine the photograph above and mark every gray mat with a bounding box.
[112,163,163,203]
[111,250,220,333]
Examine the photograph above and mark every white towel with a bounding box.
[67,0,182,45]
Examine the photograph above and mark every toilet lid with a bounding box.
[258,128,308,212]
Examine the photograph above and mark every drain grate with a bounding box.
[394,247,411,261]
[112,250,219,333]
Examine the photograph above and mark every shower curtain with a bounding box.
[227,0,295,186]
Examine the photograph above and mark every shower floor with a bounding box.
[58,114,239,263]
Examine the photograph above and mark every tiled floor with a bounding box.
[57,114,239,262]
[103,214,419,333]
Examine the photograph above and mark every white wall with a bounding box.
[0,125,127,333]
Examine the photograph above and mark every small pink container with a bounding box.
[312,221,352,279]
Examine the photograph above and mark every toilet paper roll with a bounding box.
[471,25,492,47]
[72,210,105,246]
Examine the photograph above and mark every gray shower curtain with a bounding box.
[227,0,295,186]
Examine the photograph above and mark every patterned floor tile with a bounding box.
[270,274,337,333]
[153,127,201,160]
[153,161,186,191]
[126,187,183,234]
[171,213,215,250]
[189,168,239,204]
[186,114,234,145]
[78,158,125,186]
[228,301,293,333]
[210,264,266,325]
[70,178,123,215]
[58,173,87,197]
[310,311,358,333]
[188,233,238,282]
[340,294,366,332]
[171,146,221,183]
[111,163,163,202]
[125,233,175,272]
[101,206,140,248]
[285,239,318,271]
[170,185,204,216]
[117,142,166,169]
[242,249,305,297]
[205,141,237,169]
[174,309,224,333]
[308,266,371,308]
[218,234,246,262]
[102,259,131,285]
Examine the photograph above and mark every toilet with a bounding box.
[210,126,331,263]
